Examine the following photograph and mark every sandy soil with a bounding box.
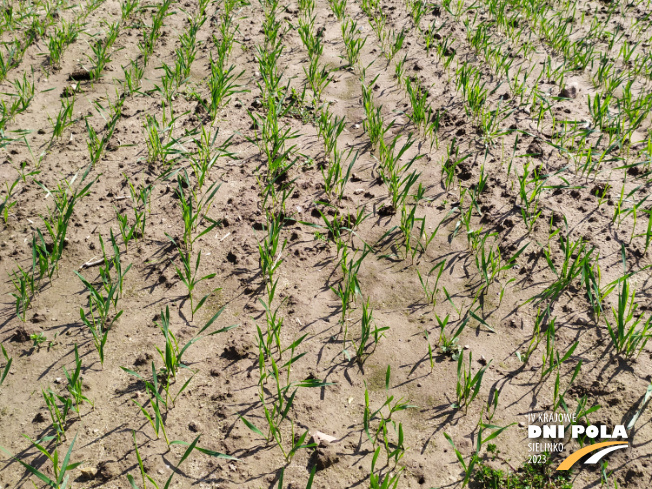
[1,0,652,488]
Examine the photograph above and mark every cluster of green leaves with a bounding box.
[474,454,573,489]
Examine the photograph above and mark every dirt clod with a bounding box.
[559,84,578,98]
[69,69,91,81]
[134,352,153,366]
[32,411,46,423]
[97,461,120,481]
[31,312,46,323]
[12,325,30,343]
[526,140,543,157]
[311,446,339,471]
[222,340,252,360]
[378,205,395,216]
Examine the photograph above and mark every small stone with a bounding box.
[463,345,470,350]
[79,467,98,480]
[311,431,337,447]
[353,189,364,195]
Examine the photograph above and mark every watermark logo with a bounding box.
[555,441,629,470]
[526,412,628,470]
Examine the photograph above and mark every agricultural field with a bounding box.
[1,0,652,487]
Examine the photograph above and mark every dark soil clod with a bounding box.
[69,69,91,81]
[311,446,339,471]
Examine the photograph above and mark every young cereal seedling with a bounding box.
[475,233,527,295]
[533,234,596,306]
[552,359,583,411]
[75,233,128,366]
[122,60,144,96]
[605,276,651,358]
[47,19,80,67]
[274,466,317,489]
[453,351,490,412]
[341,18,366,66]
[31,332,47,349]
[437,313,468,359]
[49,95,76,140]
[175,174,221,251]
[332,245,371,336]
[189,125,235,192]
[143,113,187,165]
[9,263,35,321]
[0,343,11,386]
[0,434,82,489]
[329,0,346,19]
[10,69,35,113]
[352,299,389,364]
[155,305,237,385]
[128,430,174,488]
[42,386,72,442]
[169,238,218,320]
[444,415,514,487]
[115,207,135,252]
[257,212,288,298]
[208,59,246,118]
[64,345,93,416]
[240,356,328,461]
[516,308,549,364]
[124,363,170,444]
[121,0,140,19]
[417,260,445,307]
[304,56,331,102]
[1,174,21,224]
[362,366,415,468]
[125,179,152,241]
[37,167,97,277]
[369,446,402,488]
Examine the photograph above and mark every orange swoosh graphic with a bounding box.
[556,441,628,470]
